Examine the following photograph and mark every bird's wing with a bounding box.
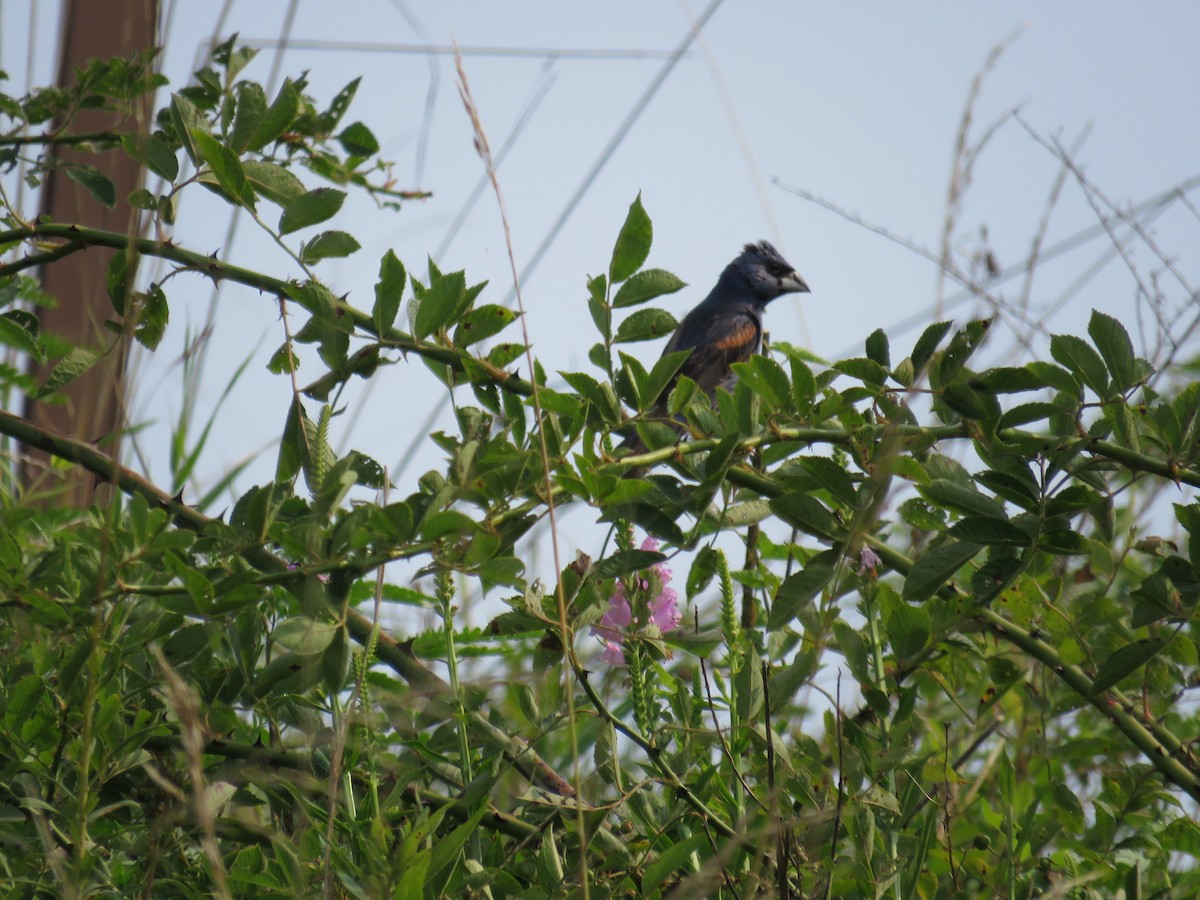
[672,306,762,395]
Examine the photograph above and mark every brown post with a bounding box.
[22,0,159,506]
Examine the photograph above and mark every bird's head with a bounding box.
[735,240,810,303]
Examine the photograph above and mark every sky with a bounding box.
[4,2,1200,607]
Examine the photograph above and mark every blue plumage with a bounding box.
[622,241,809,462]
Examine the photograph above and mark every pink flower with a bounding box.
[858,545,882,575]
[598,640,627,667]
[648,587,681,634]
[591,537,681,666]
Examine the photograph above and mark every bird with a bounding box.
[621,240,809,461]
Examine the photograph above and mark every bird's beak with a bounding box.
[782,271,810,294]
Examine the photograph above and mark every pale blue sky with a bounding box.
[4,2,1199,559]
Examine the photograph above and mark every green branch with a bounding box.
[0,222,535,397]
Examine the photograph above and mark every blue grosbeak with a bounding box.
[623,240,809,460]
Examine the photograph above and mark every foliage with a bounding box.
[2,39,1200,899]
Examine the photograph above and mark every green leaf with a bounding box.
[192,130,255,208]
[866,327,890,368]
[733,355,794,414]
[643,833,711,896]
[612,268,686,308]
[798,456,857,507]
[595,549,665,579]
[941,381,994,419]
[454,304,517,347]
[410,269,467,339]
[1050,333,1109,397]
[640,348,690,411]
[425,804,488,897]
[229,81,266,153]
[609,193,652,283]
[911,320,952,373]
[769,494,840,540]
[902,540,980,602]
[248,78,299,150]
[1090,638,1167,696]
[947,517,1030,547]
[133,284,169,350]
[35,347,100,398]
[322,77,361,132]
[168,92,207,166]
[918,479,1007,520]
[1026,361,1081,398]
[998,402,1064,429]
[105,250,133,314]
[0,310,44,363]
[273,618,337,655]
[120,133,179,181]
[833,357,888,387]
[614,307,677,343]
[63,165,115,208]
[970,366,1050,393]
[371,250,405,335]
[885,597,931,659]
[768,558,835,630]
[279,188,346,234]
[338,121,379,156]
[300,230,361,264]
[243,160,305,206]
[1088,309,1137,393]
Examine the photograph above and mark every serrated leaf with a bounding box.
[768,559,835,630]
[279,187,346,234]
[248,78,299,150]
[454,304,516,347]
[941,381,992,419]
[168,92,207,166]
[1088,309,1137,393]
[134,284,168,350]
[229,81,266,153]
[833,357,888,386]
[971,556,1023,603]
[866,328,890,368]
[372,250,405,335]
[769,494,840,540]
[998,402,1063,429]
[612,267,686,308]
[798,456,857,506]
[947,517,1030,547]
[614,307,677,343]
[911,321,952,373]
[410,269,467,339]
[902,540,980,602]
[1090,638,1167,696]
[641,348,690,410]
[243,159,305,206]
[1050,333,1109,397]
[192,130,255,209]
[273,617,337,655]
[338,121,379,156]
[35,347,100,398]
[970,366,1050,393]
[733,354,793,413]
[609,193,652,283]
[0,310,44,363]
[120,133,179,181]
[64,165,115,209]
[886,599,931,659]
[919,479,1007,519]
[595,549,665,579]
[300,230,361,264]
